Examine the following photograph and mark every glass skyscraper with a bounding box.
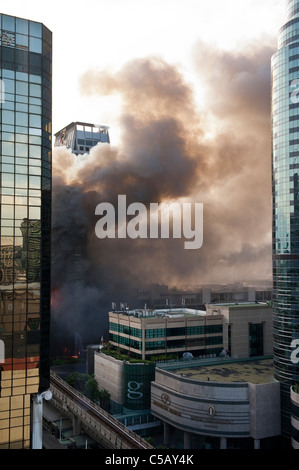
[272,0,299,437]
[0,14,52,448]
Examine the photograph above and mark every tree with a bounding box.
[98,388,111,412]
[65,372,110,411]
[65,372,88,393]
[83,376,101,402]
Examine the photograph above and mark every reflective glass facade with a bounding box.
[272,0,299,436]
[0,14,51,448]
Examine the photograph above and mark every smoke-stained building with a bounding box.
[0,14,52,449]
[272,0,299,440]
[54,121,110,159]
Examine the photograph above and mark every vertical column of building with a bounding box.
[141,317,146,360]
[272,0,299,438]
[39,22,52,394]
[0,14,52,449]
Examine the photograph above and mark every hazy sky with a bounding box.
[3,1,287,290]
[4,0,286,347]
[3,0,285,142]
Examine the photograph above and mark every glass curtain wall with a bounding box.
[272,0,299,437]
[0,14,51,449]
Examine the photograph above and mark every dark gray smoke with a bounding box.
[51,40,274,354]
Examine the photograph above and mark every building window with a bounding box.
[109,322,142,338]
[249,323,264,357]
[145,328,165,338]
[166,327,185,337]
[145,341,165,350]
[186,325,222,335]
[227,324,232,355]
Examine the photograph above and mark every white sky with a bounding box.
[2,0,285,143]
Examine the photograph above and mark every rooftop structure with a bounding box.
[130,282,272,311]
[111,307,207,318]
[151,356,281,449]
[162,357,275,384]
[54,121,110,158]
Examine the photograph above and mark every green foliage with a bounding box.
[101,343,154,364]
[65,372,111,411]
[51,359,65,366]
[98,388,111,411]
[51,357,83,366]
[83,376,101,401]
[65,372,89,393]
[145,436,154,445]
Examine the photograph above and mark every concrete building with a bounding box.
[131,282,272,311]
[95,352,125,407]
[206,303,273,359]
[108,307,223,361]
[94,351,160,436]
[151,357,281,449]
[94,303,275,445]
[108,303,273,362]
[54,121,110,159]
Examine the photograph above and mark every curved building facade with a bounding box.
[272,0,299,436]
[290,386,299,447]
[151,358,281,449]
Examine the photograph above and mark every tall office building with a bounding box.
[0,14,52,448]
[272,0,299,437]
[54,121,110,160]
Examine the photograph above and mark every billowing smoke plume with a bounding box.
[51,39,274,354]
